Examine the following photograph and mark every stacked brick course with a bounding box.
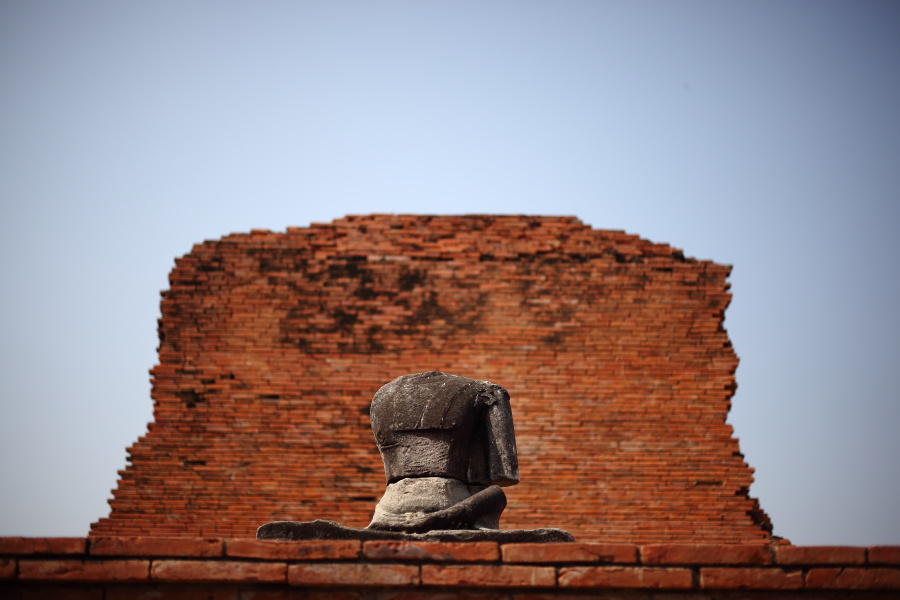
[3,537,899,597]
[91,214,770,543]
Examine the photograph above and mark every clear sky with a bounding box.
[1,1,898,545]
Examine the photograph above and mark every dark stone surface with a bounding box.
[370,372,519,487]
[256,519,575,542]
[367,372,525,532]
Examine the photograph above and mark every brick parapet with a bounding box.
[2,537,898,596]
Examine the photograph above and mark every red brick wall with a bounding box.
[91,215,771,543]
[4,537,900,596]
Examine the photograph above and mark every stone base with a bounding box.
[256,519,574,542]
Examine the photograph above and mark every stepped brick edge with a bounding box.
[2,537,898,597]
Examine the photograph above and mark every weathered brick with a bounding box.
[700,567,802,590]
[421,564,555,588]
[804,567,839,588]
[0,537,86,555]
[364,541,498,562]
[641,544,770,565]
[869,546,900,565]
[0,557,15,579]
[106,585,244,600]
[90,536,223,557]
[502,543,636,564]
[558,566,692,589]
[806,567,900,589]
[226,538,360,560]
[150,559,285,583]
[774,545,865,565]
[18,559,149,581]
[15,587,104,600]
[299,592,365,600]
[370,593,506,600]
[288,563,420,586]
[512,595,603,600]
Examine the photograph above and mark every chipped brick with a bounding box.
[106,585,243,600]
[641,544,770,565]
[503,543,636,564]
[1,557,15,579]
[364,541,498,562]
[0,537,86,555]
[558,565,692,589]
[288,563,420,586]
[806,567,900,589]
[18,559,149,582]
[700,567,802,590]
[371,593,507,600]
[151,559,285,583]
[421,564,555,587]
[774,545,865,565]
[869,546,900,565]
[15,587,104,600]
[300,592,366,600]
[90,536,222,557]
[226,538,360,560]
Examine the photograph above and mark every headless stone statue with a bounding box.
[257,372,573,542]
[367,371,518,532]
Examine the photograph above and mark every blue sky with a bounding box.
[1,0,898,544]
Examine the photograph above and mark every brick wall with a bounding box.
[91,214,771,543]
[3,537,899,597]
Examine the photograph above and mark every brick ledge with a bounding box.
[1,537,898,595]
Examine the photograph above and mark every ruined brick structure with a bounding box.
[91,215,772,543]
